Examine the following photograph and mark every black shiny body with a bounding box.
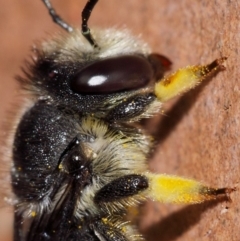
[12,97,151,240]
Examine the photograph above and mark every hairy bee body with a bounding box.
[11,2,232,241]
[12,29,159,241]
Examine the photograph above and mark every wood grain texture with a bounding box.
[0,1,239,241]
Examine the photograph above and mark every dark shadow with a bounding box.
[142,197,229,241]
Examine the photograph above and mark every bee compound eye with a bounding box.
[69,55,154,94]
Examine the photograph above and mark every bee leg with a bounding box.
[146,173,236,204]
[13,210,24,241]
[89,219,128,241]
[58,133,95,164]
[61,133,94,155]
[94,174,148,203]
[106,93,156,122]
[155,57,227,102]
[24,134,96,241]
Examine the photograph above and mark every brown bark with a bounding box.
[0,1,239,241]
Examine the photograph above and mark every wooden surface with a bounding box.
[0,0,239,241]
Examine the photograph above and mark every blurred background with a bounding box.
[0,0,239,241]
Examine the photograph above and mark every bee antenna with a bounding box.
[82,0,99,49]
[41,0,73,32]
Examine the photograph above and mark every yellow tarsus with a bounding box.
[154,57,227,102]
[145,173,232,204]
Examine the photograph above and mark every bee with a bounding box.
[10,0,235,240]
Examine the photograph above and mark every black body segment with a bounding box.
[94,174,149,203]
[12,101,95,240]
[106,93,156,122]
[12,100,77,201]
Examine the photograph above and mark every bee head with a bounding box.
[24,1,171,120]
[29,28,170,118]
